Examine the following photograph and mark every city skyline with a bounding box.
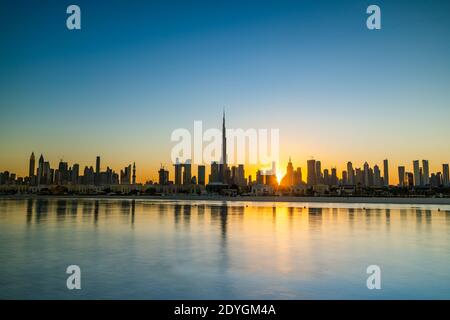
[1,146,449,188]
[1,111,449,186]
[1,1,450,183]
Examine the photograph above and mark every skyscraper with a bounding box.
[38,154,44,185]
[95,156,101,185]
[132,162,136,185]
[331,167,337,186]
[374,165,381,186]
[443,164,449,187]
[315,160,322,184]
[281,157,294,187]
[72,164,80,184]
[413,160,420,186]
[383,159,389,186]
[158,166,169,185]
[363,162,370,187]
[398,166,405,187]
[29,152,35,178]
[347,161,354,185]
[183,160,191,185]
[422,160,430,186]
[198,165,206,185]
[294,167,302,185]
[307,159,316,186]
[220,111,228,184]
[174,159,182,185]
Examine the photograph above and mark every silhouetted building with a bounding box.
[198,165,205,185]
[422,160,429,186]
[413,160,420,186]
[158,166,169,185]
[29,152,35,178]
[398,166,405,187]
[443,164,450,187]
[307,159,316,186]
[383,159,389,186]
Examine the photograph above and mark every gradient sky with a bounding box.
[1,0,450,183]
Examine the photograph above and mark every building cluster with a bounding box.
[0,153,136,188]
[1,113,449,196]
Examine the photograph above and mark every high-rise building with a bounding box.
[29,152,35,178]
[198,165,206,185]
[398,166,405,187]
[342,170,348,185]
[281,157,294,187]
[256,170,263,184]
[294,167,302,185]
[413,160,420,186]
[383,159,389,186]
[72,164,79,184]
[158,166,169,185]
[363,162,370,187]
[315,161,322,184]
[38,154,44,184]
[237,164,245,186]
[183,160,192,185]
[422,160,429,186]
[323,169,330,185]
[209,161,219,183]
[374,165,381,186]
[331,168,338,186]
[307,159,316,186]
[120,165,132,185]
[443,164,449,187]
[220,111,228,184]
[132,162,136,185]
[406,172,414,187]
[174,159,182,185]
[95,156,101,185]
[347,161,354,185]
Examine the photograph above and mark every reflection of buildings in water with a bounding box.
[400,209,408,223]
[157,203,165,217]
[425,210,432,225]
[348,207,355,229]
[26,198,33,224]
[183,204,191,226]
[56,200,68,223]
[210,204,228,240]
[82,201,93,216]
[445,210,450,223]
[56,199,67,216]
[70,200,78,217]
[308,207,322,228]
[416,209,423,225]
[131,199,135,226]
[173,204,182,228]
[385,209,391,226]
[120,200,131,215]
[94,200,99,224]
[35,199,49,224]
[287,207,294,218]
[197,204,205,216]
[210,203,229,274]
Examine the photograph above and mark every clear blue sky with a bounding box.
[1,0,450,181]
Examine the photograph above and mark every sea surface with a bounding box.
[0,197,449,299]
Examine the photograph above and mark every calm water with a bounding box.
[0,198,449,299]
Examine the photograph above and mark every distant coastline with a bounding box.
[1,194,450,205]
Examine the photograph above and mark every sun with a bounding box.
[276,171,284,185]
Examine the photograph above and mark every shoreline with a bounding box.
[1,194,450,205]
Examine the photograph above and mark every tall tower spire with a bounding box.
[29,152,35,178]
[221,109,226,166]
